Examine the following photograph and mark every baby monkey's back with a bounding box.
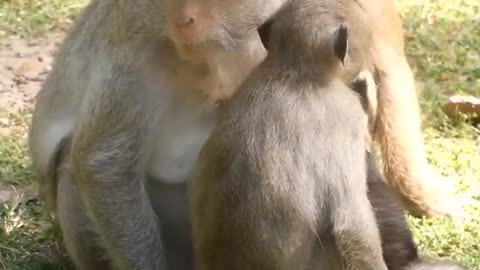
[189,1,387,270]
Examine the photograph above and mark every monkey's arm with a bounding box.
[372,37,450,217]
[366,0,453,217]
[70,85,166,270]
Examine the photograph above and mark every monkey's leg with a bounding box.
[373,45,454,218]
[333,192,387,270]
[147,180,194,270]
[57,167,112,270]
[367,152,419,270]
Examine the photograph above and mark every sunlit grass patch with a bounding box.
[0,0,87,37]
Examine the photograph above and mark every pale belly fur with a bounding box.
[147,98,217,185]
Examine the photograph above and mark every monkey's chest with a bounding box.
[147,104,216,185]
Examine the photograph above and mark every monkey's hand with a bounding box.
[71,86,167,270]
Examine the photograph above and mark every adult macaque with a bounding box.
[258,0,454,218]
[28,0,287,269]
[189,2,387,269]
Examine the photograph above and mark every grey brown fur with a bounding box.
[28,0,288,269]
[188,1,387,269]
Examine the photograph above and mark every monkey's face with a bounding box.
[164,0,286,51]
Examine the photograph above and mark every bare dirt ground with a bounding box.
[0,32,65,115]
[0,32,65,205]
[0,32,74,269]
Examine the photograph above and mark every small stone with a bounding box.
[0,118,9,127]
[0,189,12,205]
[0,127,12,136]
[442,95,480,124]
[0,184,36,205]
[15,59,46,80]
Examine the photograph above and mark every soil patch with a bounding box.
[0,32,65,114]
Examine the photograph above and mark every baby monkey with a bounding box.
[189,1,387,269]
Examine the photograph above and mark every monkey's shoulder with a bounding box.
[213,79,363,150]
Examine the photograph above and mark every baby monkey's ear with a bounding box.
[332,23,348,66]
[258,19,273,50]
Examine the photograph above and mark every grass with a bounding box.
[0,0,86,38]
[0,0,479,269]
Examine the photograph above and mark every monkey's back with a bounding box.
[190,63,367,270]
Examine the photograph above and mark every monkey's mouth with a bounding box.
[167,22,211,47]
[173,35,230,53]
[172,41,223,63]
[176,44,203,56]
[169,30,225,61]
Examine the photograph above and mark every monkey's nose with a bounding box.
[175,15,196,28]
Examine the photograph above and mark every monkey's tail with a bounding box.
[406,260,466,270]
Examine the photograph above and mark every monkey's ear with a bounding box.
[333,24,348,66]
[258,19,273,50]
